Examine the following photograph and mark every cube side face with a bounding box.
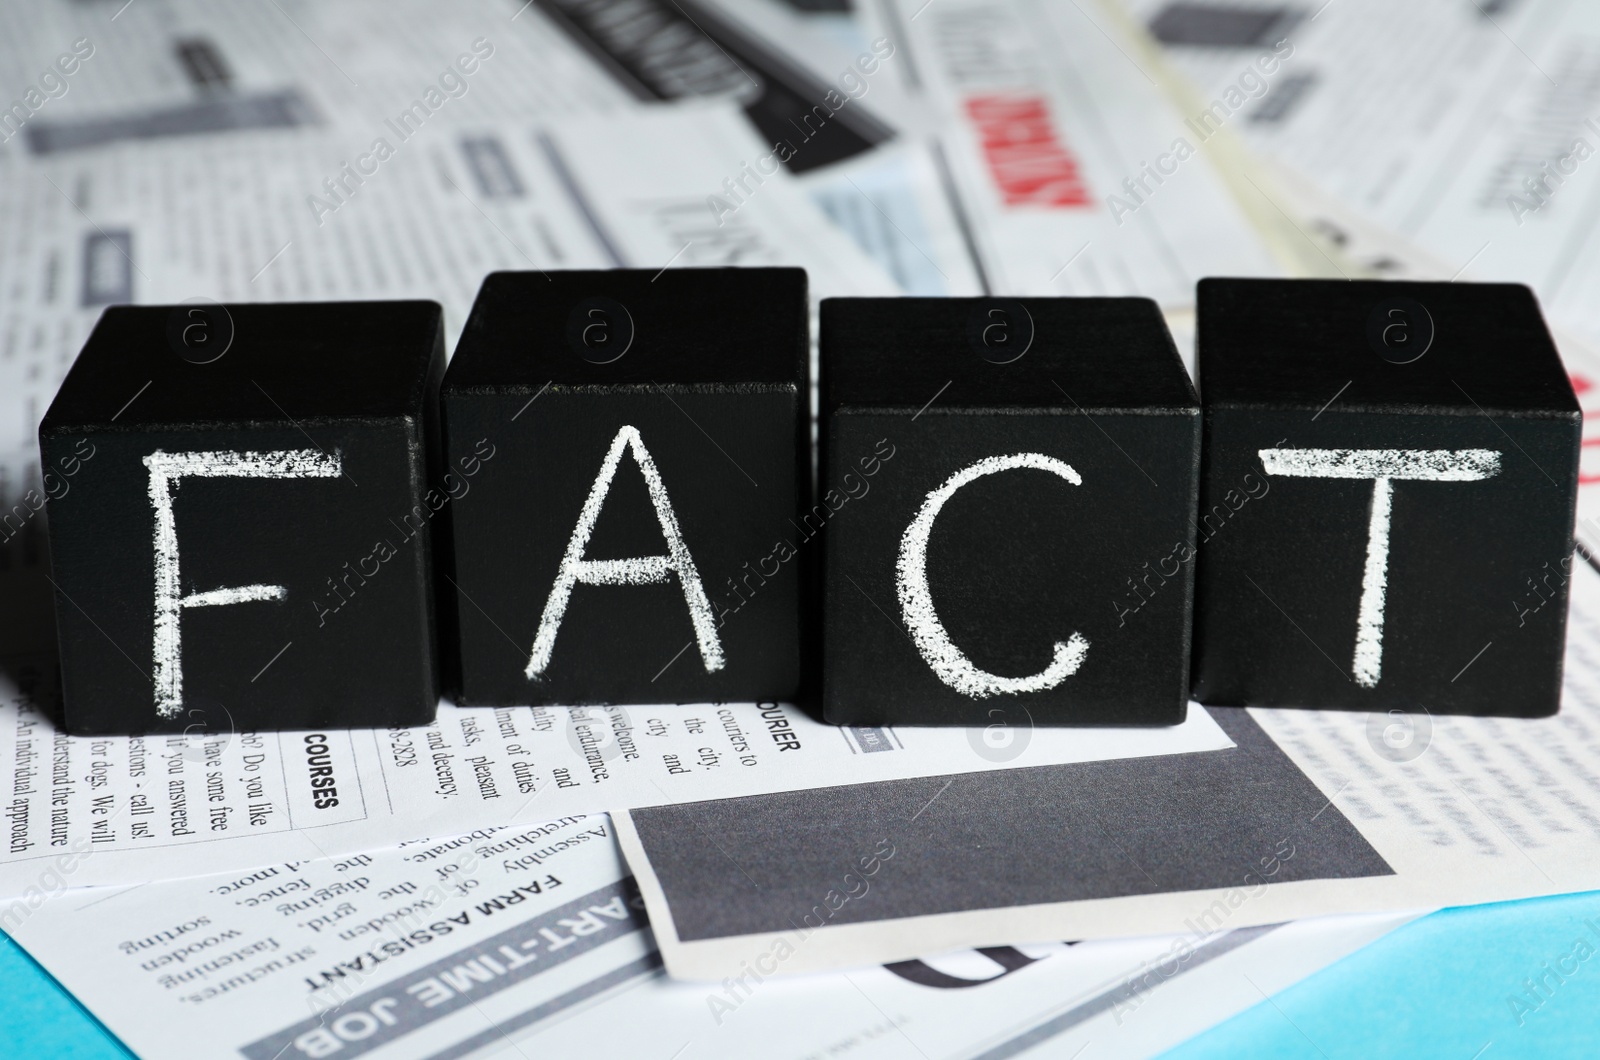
[1191,406,1579,715]
[442,387,802,706]
[821,409,1198,727]
[42,419,439,735]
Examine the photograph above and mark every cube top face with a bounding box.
[1198,279,1578,416]
[42,301,443,431]
[821,297,1196,414]
[447,268,807,391]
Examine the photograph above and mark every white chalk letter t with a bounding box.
[1258,448,1501,688]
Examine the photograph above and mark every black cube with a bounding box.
[1191,279,1580,716]
[440,268,807,706]
[40,301,445,735]
[820,297,1200,727]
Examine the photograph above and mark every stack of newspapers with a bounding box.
[2,1,1599,1056]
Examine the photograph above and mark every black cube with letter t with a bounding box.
[820,297,1200,727]
[40,301,445,735]
[1191,278,1581,716]
[439,268,807,706]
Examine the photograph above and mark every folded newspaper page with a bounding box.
[619,566,1600,978]
[1,813,1419,1060]
[1122,0,1600,349]
[847,0,1286,300]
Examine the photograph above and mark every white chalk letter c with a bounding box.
[896,453,1090,698]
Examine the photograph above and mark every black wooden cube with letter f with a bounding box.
[439,268,807,706]
[1191,279,1581,716]
[40,301,446,735]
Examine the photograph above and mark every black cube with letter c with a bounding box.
[819,296,1200,727]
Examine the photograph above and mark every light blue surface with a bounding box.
[6,894,1600,1057]
[1166,891,1600,1059]
[0,932,132,1059]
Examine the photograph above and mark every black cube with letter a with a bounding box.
[40,301,445,735]
[439,268,807,706]
[820,297,1200,727]
[1191,278,1580,716]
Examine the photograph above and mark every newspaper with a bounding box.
[0,99,896,484]
[0,0,1294,522]
[0,0,1471,1042]
[0,0,637,144]
[1122,0,1600,349]
[1,813,1420,1060]
[0,657,1231,898]
[617,562,1600,979]
[831,0,1286,300]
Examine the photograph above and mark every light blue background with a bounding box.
[5,892,1599,1057]
[1168,891,1600,1059]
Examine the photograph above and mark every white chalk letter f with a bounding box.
[145,449,342,719]
[1258,448,1501,688]
[526,425,723,679]
[896,453,1091,698]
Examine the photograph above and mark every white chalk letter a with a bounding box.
[526,425,723,679]
[896,453,1090,698]
[145,449,342,719]
[1258,448,1501,688]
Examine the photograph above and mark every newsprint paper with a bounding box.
[619,566,1600,979]
[2,813,1417,1060]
